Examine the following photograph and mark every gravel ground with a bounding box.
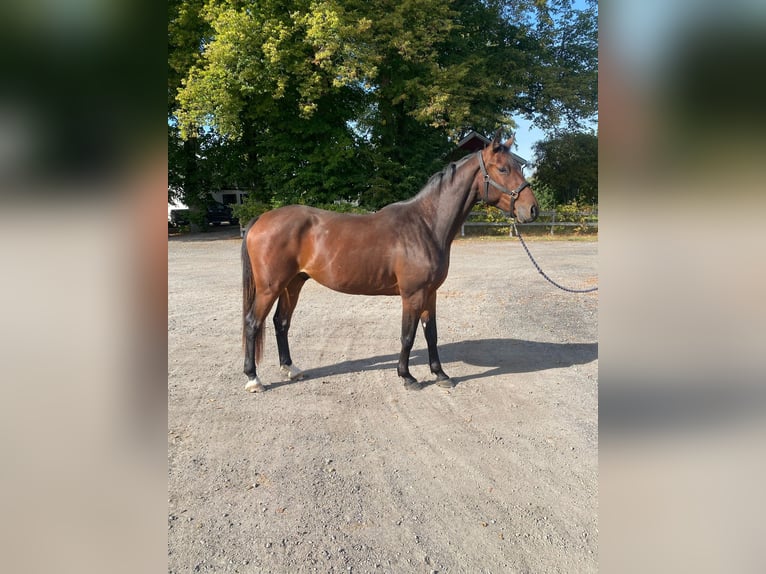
[168,227,598,573]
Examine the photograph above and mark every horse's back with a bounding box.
[250,204,318,234]
[250,204,395,244]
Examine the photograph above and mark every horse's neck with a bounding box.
[417,159,478,249]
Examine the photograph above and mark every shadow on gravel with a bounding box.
[268,338,597,389]
[442,338,598,386]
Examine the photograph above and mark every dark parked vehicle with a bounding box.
[169,202,238,227]
[169,209,190,226]
[205,202,237,225]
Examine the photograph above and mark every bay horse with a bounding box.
[241,132,539,392]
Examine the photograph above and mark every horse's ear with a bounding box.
[490,129,504,151]
[505,133,515,149]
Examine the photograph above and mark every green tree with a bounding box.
[532,131,598,205]
[169,0,598,209]
[517,0,599,131]
[168,0,212,211]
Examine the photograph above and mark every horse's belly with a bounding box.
[307,264,400,296]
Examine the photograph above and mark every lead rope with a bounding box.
[512,221,598,293]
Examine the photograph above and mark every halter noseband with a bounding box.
[476,150,530,218]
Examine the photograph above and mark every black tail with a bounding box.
[241,217,259,348]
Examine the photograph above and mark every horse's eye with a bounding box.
[498,167,509,174]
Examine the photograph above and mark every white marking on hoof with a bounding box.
[281,364,305,380]
[436,377,455,389]
[245,377,266,393]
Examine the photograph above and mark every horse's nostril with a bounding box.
[531,205,538,219]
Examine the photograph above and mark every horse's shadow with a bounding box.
[268,338,597,389]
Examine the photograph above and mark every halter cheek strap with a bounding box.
[476,151,530,218]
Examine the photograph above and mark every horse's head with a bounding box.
[476,132,539,223]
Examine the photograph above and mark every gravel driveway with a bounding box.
[168,228,598,573]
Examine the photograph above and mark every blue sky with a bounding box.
[510,117,546,171]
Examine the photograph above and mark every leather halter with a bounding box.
[476,150,530,218]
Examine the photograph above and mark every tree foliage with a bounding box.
[168,0,598,209]
[532,131,597,205]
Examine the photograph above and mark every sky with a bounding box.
[510,117,546,172]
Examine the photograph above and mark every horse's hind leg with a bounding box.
[274,273,309,381]
[244,287,280,393]
[244,309,260,388]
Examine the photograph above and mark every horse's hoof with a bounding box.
[402,378,422,391]
[280,364,305,380]
[435,377,455,389]
[245,378,266,393]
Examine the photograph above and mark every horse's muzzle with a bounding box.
[515,204,538,224]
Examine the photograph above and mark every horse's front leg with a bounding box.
[398,294,424,390]
[421,291,454,388]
